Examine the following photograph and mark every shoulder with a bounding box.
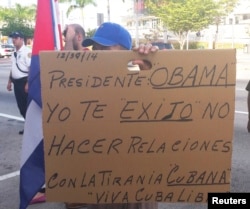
[19,45,31,53]
[23,46,32,58]
[24,45,32,52]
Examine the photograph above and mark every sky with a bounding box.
[0,0,135,30]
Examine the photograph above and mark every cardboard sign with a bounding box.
[40,49,236,204]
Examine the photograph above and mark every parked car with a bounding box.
[151,42,174,50]
[0,44,14,58]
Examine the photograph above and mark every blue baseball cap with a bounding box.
[82,22,132,50]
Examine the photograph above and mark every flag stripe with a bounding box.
[20,101,43,166]
[50,0,61,50]
[19,0,62,208]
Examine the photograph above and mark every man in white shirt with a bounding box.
[7,31,31,134]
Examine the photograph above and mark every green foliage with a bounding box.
[86,28,96,38]
[144,0,218,49]
[216,0,239,17]
[183,41,207,49]
[144,0,239,49]
[60,0,96,17]
[59,0,96,28]
[0,3,36,38]
[1,22,34,39]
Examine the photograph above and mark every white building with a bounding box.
[201,0,250,46]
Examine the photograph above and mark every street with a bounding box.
[0,50,249,209]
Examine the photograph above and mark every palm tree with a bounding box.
[60,0,128,26]
[14,3,36,22]
[0,3,36,24]
[0,3,36,38]
[60,0,96,27]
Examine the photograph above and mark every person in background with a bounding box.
[246,80,250,132]
[82,22,158,209]
[7,31,31,135]
[63,23,89,51]
[82,22,158,70]
[7,31,46,204]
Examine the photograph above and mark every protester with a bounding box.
[82,22,158,71]
[63,23,89,209]
[7,31,31,135]
[24,22,158,209]
[82,22,158,209]
[246,80,250,132]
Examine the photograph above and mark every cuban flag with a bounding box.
[19,0,62,209]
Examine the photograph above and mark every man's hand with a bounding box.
[133,43,159,54]
[24,82,28,93]
[63,25,76,50]
[132,44,159,70]
[64,25,76,42]
[7,81,12,91]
